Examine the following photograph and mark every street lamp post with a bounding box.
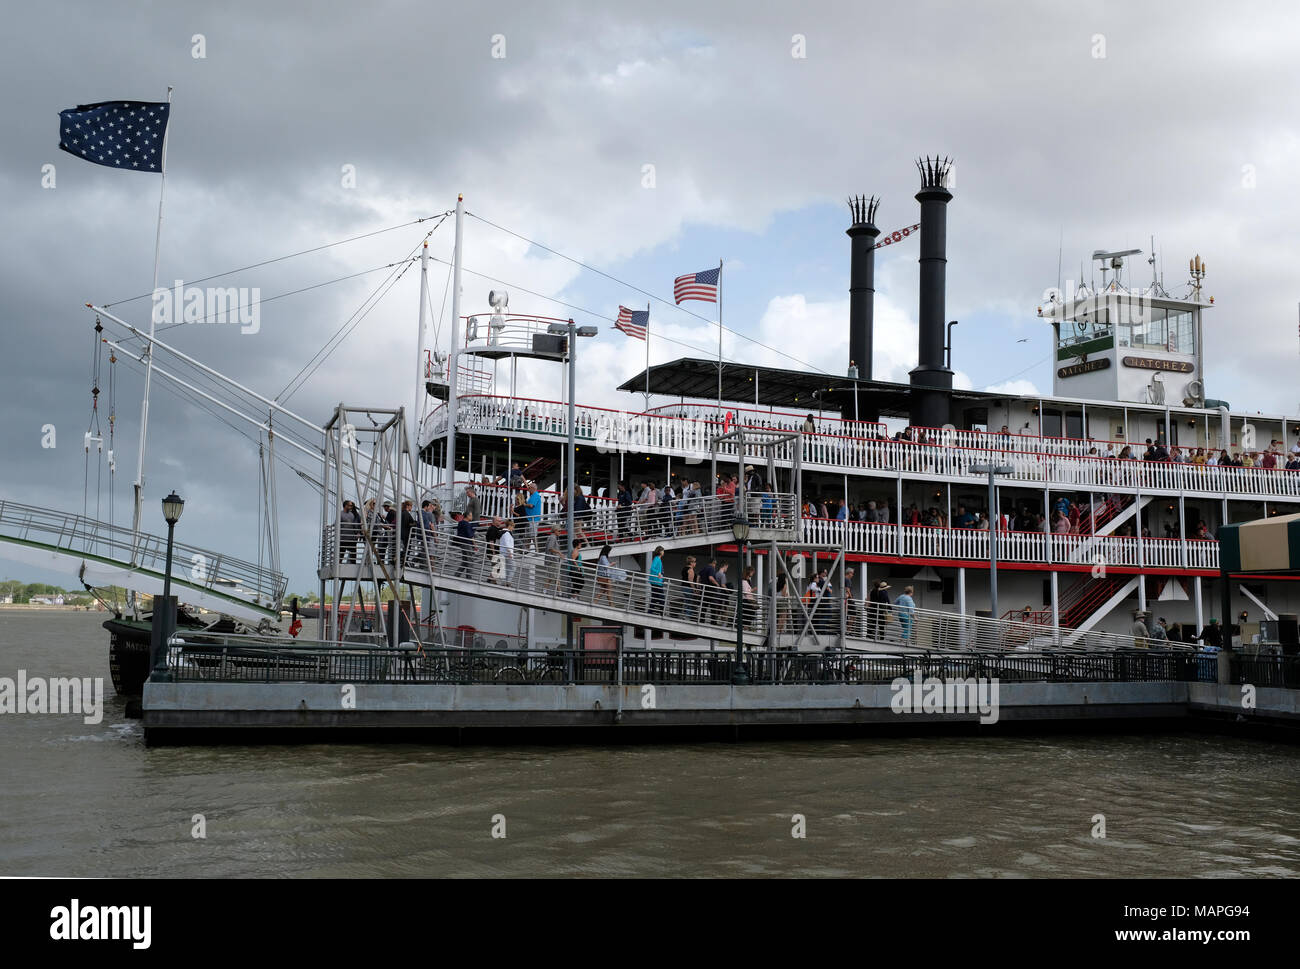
[969,463,1013,622]
[731,515,751,684]
[548,320,598,651]
[152,490,185,677]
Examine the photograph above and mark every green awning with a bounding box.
[1218,513,1300,573]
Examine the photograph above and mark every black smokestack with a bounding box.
[847,195,881,379]
[909,156,955,429]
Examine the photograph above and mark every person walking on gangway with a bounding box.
[648,546,666,616]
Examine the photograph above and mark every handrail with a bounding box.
[318,518,1217,652]
[162,641,1208,686]
[796,518,1220,570]
[0,498,288,607]
[449,393,1300,501]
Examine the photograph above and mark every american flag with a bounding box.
[614,306,649,340]
[673,267,720,304]
[58,100,170,172]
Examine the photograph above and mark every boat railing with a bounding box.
[160,639,1209,686]
[448,393,1300,500]
[796,517,1221,570]
[0,499,288,608]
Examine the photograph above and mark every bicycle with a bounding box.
[494,654,567,684]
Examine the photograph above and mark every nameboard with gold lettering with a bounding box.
[1058,358,1111,378]
[1122,356,1194,373]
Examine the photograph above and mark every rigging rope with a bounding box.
[466,211,832,375]
[84,318,106,552]
[103,214,448,308]
[276,222,444,405]
[120,258,422,347]
[425,251,733,364]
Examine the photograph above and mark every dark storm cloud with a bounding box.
[3,0,1299,590]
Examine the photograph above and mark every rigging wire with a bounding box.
[107,341,117,534]
[425,251,736,364]
[103,215,448,308]
[465,211,831,374]
[978,350,1054,392]
[118,258,421,347]
[278,244,424,405]
[116,353,325,484]
[275,214,449,404]
[84,318,105,540]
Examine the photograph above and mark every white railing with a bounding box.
[450,394,1300,502]
[799,518,1219,570]
[648,402,888,442]
[0,499,288,608]
[457,483,796,542]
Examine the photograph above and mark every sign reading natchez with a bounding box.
[1058,358,1111,378]
[1122,356,1194,373]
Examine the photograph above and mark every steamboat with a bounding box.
[7,155,1300,738]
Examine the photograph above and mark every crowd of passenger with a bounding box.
[798,490,1220,541]
[647,405,1300,468]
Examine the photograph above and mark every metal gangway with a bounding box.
[320,519,1161,655]
[0,499,288,621]
[528,491,798,560]
[322,523,774,647]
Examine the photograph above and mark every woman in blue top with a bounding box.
[648,546,666,615]
[895,585,917,642]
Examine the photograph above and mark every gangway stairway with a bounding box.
[558,493,799,560]
[0,499,287,621]
[319,513,801,647]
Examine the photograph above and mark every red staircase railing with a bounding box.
[1075,493,1134,536]
[1059,574,1127,628]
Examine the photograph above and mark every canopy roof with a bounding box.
[618,357,1004,418]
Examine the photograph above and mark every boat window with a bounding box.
[1064,410,1083,440]
[1122,307,1195,353]
[1042,408,1062,438]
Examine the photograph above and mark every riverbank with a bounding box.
[0,602,102,611]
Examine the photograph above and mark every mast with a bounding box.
[445,195,464,489]
[129,85,173,566]
[415,238,430,474]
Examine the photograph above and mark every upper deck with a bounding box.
[423,392,1300,505]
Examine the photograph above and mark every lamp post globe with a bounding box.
[162,491,185,525]
[155,490,185,678]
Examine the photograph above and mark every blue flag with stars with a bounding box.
[58,100,169,172]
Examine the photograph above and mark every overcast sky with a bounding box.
[3,0,1299,594]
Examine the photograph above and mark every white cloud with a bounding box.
[984,378,1041,397]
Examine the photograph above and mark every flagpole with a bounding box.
[716,258,724,417]
[644,301,651,412]
[129,84,173,568]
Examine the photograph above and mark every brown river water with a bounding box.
[1,611,1298,877]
